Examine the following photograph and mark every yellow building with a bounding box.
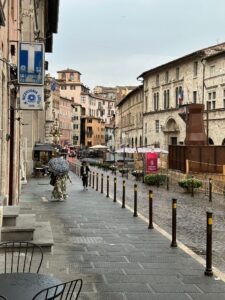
[81,117,105,147]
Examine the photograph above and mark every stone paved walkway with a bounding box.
[80,164,225,275]
[20,172,225,300]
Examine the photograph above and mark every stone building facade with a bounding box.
[115,86,144,149]
[137,43,225,150]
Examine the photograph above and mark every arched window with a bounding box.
[131,138,134,148]
[145,137,147,147]
[208,138,214,145]
[135,137,137,147]
[139,136,142,147]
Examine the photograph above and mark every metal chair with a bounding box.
[32,279,83,300]
[0,241,43,273]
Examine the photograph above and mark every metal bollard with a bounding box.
[114,177,117,202]
[96,173,99,191]
[89,172,91,186]
[133,184,138,217]
[106,175,109,198]
[101,174,103,193]
[209,178,212,202]
[191,175,194,197]
[92,172,95,189]
[166,175,169,191]
[148,190,154,229]
[205,211,213,276]
[122,180,125,208]
[171,198,177,247]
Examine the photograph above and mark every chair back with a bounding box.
[0,296,8,300]
[0,241,43,273]
[32,279,83,300]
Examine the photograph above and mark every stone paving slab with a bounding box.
[19,172,225,299]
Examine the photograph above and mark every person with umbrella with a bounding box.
[48,152,71,200]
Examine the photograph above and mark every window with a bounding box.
[210,65,215,76]
[81,96,86,103]
[207,91,216,110]
[163,90,170,109]
[87,119,92,123]
[145,123,147,134]
[193,91,197,103]
[75,107,78,112]
[70,85,76,90]
[175,86,183,107]
[73,124,78,129]
[62,73,66,80]
[156,74,159,86]
[70,73,74,80]
[223,90,225,108]
[153,92,159,111]
[176,67,180,80]
[145,95,148,111]
[155,120,160,133]
[61,85,66,90]
[165,71,169,83]
[193,62,198,77]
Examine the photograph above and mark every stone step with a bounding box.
[2,206,20,227]
[32,221,54,252]
[1,227,35,241]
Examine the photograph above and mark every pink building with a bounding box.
[59,96,73,146]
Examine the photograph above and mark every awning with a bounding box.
[33,144,61,152]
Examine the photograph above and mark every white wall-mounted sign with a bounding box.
[20,86,44,110]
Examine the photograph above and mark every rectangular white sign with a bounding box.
[20,85,44,110]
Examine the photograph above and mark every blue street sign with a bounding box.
[18,42,44,85]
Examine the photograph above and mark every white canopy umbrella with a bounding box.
[89,145,108,150]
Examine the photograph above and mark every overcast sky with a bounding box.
[46,0,225,89]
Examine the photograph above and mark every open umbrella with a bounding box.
[89,145,108,149]
[48,157,69,176]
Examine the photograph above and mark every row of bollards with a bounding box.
[74,166,213,278]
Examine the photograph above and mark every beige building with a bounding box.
[71,102,83,147]
[21,0,60,177]
[115,86,144,149]
[137,43,225,150]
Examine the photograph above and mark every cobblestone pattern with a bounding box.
[85,165,225,274]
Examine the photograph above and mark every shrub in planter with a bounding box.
[119,168,129,174]
[132,170,144,178]
[178,178,202,191]
[144,174,167,186]
[109,165,117,171]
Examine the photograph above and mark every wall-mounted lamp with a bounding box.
[6,133,10,141]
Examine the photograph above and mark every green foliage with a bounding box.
[144,174,167,186]
[132,170,144,178]
[96,162,111,170]
[119,168,129,174]
[178,178,202,191]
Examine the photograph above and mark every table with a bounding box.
[0,273,62,300]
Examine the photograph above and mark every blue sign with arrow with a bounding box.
[18,42,44,85]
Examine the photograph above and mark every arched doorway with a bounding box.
[131,138,134,148]
[145,137,147,147]
[135,137,137,147]
[165,118,179,146]
[222,138,225,145]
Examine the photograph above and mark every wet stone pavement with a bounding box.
[19,171,225,299]
[85,164,225,275]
